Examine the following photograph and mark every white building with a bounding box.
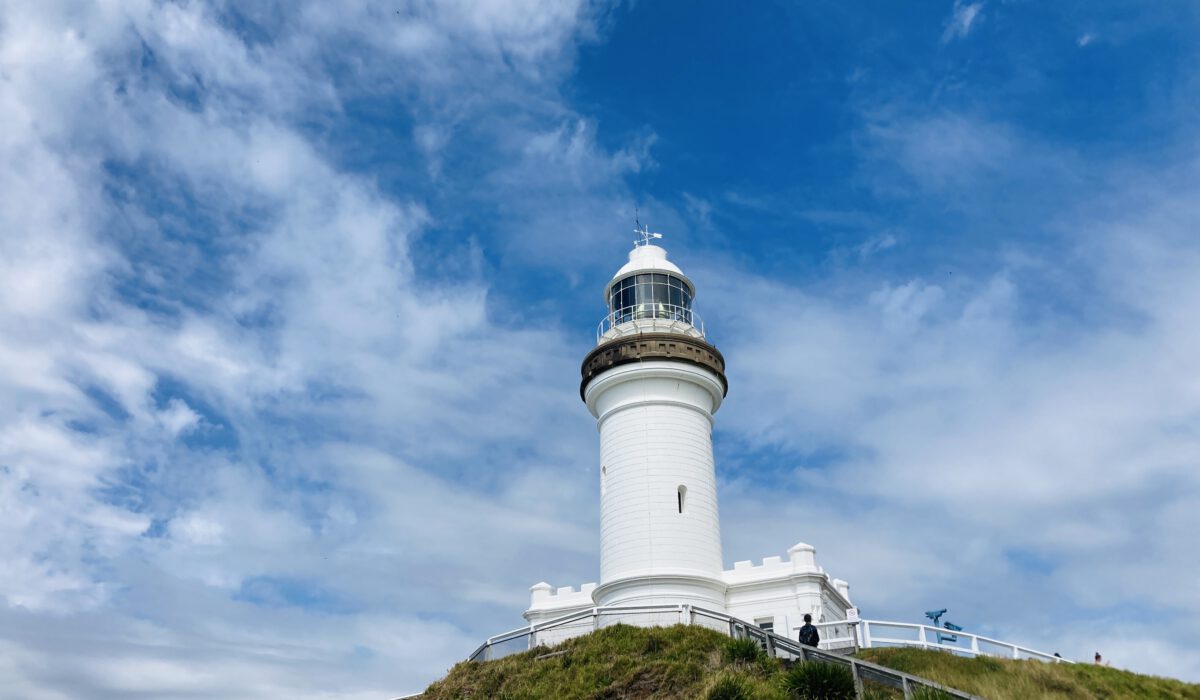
[524,234,854,639]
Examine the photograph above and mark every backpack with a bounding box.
[799,624,820,646]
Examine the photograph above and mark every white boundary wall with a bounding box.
[525,541,855,635]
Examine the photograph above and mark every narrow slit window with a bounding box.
[601,466,607,496]
[677,485,687,513]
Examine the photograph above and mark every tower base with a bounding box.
[524,541,853,639]
[592,571,727,609]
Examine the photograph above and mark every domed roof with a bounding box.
[613,244,684,277]
[605,244,695,299]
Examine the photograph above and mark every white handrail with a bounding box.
[462,604,983,699]
[805,619,1069,664]
[596,304,704,341]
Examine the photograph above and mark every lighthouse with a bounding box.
[525,228,854,639]
[582,231,728,609]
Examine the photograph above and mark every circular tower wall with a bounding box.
[581,243,729,609]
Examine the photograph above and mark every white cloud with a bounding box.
[682,193,715,229]
[856,232,898,259]
[0,0,614,696]
[869,279,946,330]
[702,153,1200,679]
[865,112,1016,189]
[942,1,984,43]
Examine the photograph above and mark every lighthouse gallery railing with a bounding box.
[596,304,705,341]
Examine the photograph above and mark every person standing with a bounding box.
[798,613,820,647]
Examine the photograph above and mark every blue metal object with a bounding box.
[941,621,963,643]
[924,609,966,645]
[924,609,947,625]
[925,609,947,644]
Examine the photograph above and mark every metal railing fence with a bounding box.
[596,304,704,341]
[840,619,1068,664]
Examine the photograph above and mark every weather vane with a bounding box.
[633,208,663,247]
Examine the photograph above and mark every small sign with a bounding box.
[846,608,860,623]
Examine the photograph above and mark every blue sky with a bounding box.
[2,1,1199,696]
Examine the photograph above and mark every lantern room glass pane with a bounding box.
[607,273,694,325]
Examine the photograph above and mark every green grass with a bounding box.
[856,647,1200,700]
[781,661,857,699]
[724,637,768,665]
[418,625,1200,700]
[421,624,787,700]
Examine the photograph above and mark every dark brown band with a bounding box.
[580,333,728,400]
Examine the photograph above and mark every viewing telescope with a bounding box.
[923,609,964,644]
[941,621,963,643]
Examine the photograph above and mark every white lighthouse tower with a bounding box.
[525,228,854,639]
[583,230,729,609]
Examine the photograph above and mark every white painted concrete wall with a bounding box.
[722,542,852,642]
[524,581,597,625]
[584,360,727,608]
[524,542,855,636]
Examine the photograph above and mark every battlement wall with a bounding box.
[722,542,821,584]
[524,581,598,625]
[720,543,851,600]
[528,581,597,608]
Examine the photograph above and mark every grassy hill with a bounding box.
[417,624,1200,699]
[856,647,1200,700]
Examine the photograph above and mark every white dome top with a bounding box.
[605,244,695,299]
[613,244,684,278]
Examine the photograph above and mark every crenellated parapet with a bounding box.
[529,581,597,605]
[524,581,598,624]
[722,542,853,631]
[723,542,825,585]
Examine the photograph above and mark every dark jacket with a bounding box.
[798,623,820,647]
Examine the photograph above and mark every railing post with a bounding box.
[970,634,980,656]
[851,661,864,699]
[1012,643,1020,659]
[918,626,928,649]
[901,677,913,700]
[862,621,872,649]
